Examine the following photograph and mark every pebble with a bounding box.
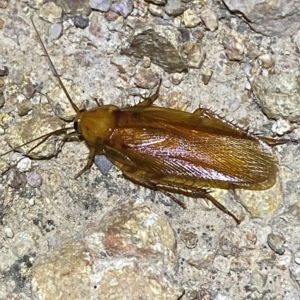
[111,0,133,18]
[26,172,43,188]
[201,67,213,85]
[17,157,32,172]
[11,69,24,85]
[267,233,286,255]
[271,119,294,136]
[4,227,14,238]
[39,2,63,23]
[90,0,111,12]
[277,251,291,270]
[165,0,185,17]
[180,230,198,249]
[0,78,4,88]
[49,23,63,40]
[144,0,166,4]
[94,155,113,175]
[22,83,36,99]
[0,65,8,76]
[183,8,201,28]
[73,15,90,29]
[148,3,164,17]
[183,41,206,69]
[192,28,205,40]
[222,29,245,61]
[169,72,183,85]
[107,15,124,31]
[295,251,300,265]
[258,53,275,69]
[201,8,218,31]
[17,99,33,116]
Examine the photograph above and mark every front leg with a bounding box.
[135,78,162,107]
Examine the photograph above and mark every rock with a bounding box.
[39,2,63,23]
[201,8,218,31]
[110,0,133,18]
[183,8,201,28]
[252,73,300,122]
[223,0,300,37]
[222,29,246,61]
[165,0,185,17]
[183,41,206,69]
[90,0,111,12]
[121,23,187,73]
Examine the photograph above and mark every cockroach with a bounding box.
[0,17,295,224]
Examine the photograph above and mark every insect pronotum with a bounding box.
[1,17,294,224]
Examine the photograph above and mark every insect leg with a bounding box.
[74,147,96,179]
[257,136,293,146]
[136,78,162,107]
[121,167,240,224]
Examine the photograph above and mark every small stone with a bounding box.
[28,198,35,206]
[183,41,206,69]
[134,67,160,89]
[0,78,4,88]
[258,53,275,69]
[192,28,205,40]
[222,29,246,61]
[89,15,102,37]
[201,8,218,31]
[0,19,3,29]
[267,233,286,255]
[11,69,24,85]
[169,73,183,85]
[148,3,164,17]
[271,119,294,136]
[0,0,8,9]
[17,157,32,172]
[111,0,133,18]
[165,0,185,17]
[180,230,198,249]
[0,66,8,76]
[39,2,63,23]
[187,248,215,269]
[17,99,33,116]
[22,84,36,99]
[295,251,300,265]
[201,67,213,85]
[90,0,111,12]
[4,227,14,238]
[183,8,201,28]
[142,56,151,68]
[252,73,300,122]
[104,10,119,21]
[277,251,291,270]
[28,0,46,10]
[49,23,63,40]
[107,15,124,31]
[73,15,90,29]
[94,155,113,175]
[26,172,43,188]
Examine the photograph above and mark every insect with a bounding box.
[0,17,294,224]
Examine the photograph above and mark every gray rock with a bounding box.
[223,0,300,37]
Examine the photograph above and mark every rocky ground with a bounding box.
[0,0,300,299]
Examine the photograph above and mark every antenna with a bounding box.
[30,16,80,114]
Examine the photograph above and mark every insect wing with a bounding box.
[105,106,277,190]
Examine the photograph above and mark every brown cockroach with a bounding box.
[0,17,295,224]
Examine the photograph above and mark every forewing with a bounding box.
[106,107,277,189]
